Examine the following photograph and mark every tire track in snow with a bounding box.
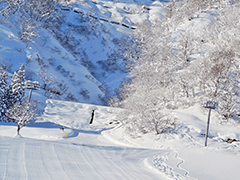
[53,143,86,179]
[70,143,155,180]
[114,147,148,179]
[66,145,91,179]
[118,149,154,180]
[79,145,106,180]
[0,135,165,179]
[22,142,28,180]
[0,140,10,180]
[119,148,164,179]
[86,145,127,179]
[41,142,70,180]
[3,139,26,179]
[71,142,158,180]
[70,144,102,179]
[24,142,51,180]
[98,147,134,180]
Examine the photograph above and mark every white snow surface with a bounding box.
[1,1,240,179]
[1,100,240,180]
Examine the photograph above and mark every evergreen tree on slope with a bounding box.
[10,64,25,106]
[0,68,9,121]
[7,64,37,134]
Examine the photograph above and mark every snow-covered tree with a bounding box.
[6,100,37,134]
[196,49,240,119]
[19,18,40,47]
[20,0,59,22]
[113,0,240,136]
[0,68,10,121]
[10,64,25,105]
[0,0,20,22]
[0,64,26,123]
[6,64,40,134]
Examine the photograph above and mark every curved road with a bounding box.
[0,134,165,180]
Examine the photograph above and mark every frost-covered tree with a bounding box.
[6,101,37,134]
[0,0,61,47]
[0,68,10,121]
[113,0,240,136]
[166,0,220,21]
[0,0,20,22]
[0,0,60,22]
[19,18,40,47]
[10,64,25,105]
[196,49,240,119]
[6,64,40,134]
[20,0,59,22]
[0,64,26,122]
[112,19,180,135]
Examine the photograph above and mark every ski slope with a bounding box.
[0,100,166,180]
[1,100,240,180]
[0,136,165,180]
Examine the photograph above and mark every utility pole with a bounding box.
[203,101,218,147]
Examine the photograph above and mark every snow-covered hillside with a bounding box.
[0,0,167,106]
[1,99,240,180]
[2,1,240,180]
[0,16,104,105]
[55,0,166,94]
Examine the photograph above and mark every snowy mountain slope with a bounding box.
[44,0,167,97]
[1,99,240,180]
[0,0,167,106]
[0,15,104,105]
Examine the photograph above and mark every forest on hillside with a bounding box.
[111,0,240,135]
[1,0,240,136]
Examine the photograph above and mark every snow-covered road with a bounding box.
[2,100,240,180]
[0,134,165,180]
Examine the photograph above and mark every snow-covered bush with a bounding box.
[118,108,177,136]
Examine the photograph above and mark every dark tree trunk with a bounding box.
[17,124,20,135]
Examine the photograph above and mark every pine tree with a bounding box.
[0,68,9,121]
[6,64,39,134]
[10,64,25,105]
